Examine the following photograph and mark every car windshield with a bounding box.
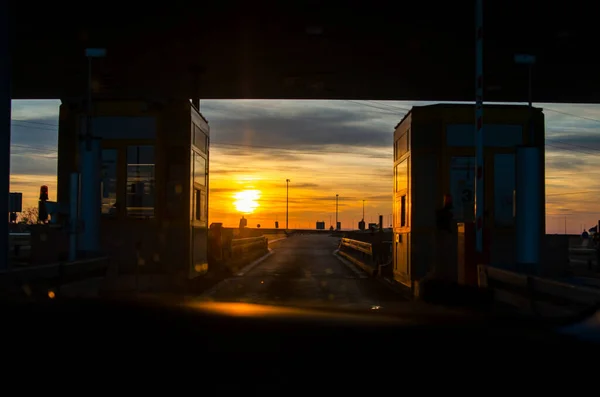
[3,4,600,324]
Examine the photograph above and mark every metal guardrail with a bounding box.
[478,264,600,317]
[9,233,31,260]
[230,236,268,258]
[0,256,111,300]
[337,238,392,276]
[568,247,598,272]
[340,238,372,256]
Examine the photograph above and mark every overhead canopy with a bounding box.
[9,1,598,102]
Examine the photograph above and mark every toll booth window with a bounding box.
[400,195,406,227]
[193,189,207,222]
[397,131,408,158]
[395,159,408,192]
[101,149,118,215]
[200,191,207,221]
[193,124,208,154]
[126,145,155,218]
[194,189,201,220]
[193,153,207,186]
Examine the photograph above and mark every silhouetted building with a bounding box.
[316,221,325,230]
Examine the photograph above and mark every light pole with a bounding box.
[335,194,339,230]
[286,179,290,229]
[362,199,365,221]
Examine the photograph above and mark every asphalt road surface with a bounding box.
[200,234,404,310]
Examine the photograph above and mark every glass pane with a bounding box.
[190,150,195,220]
[193,124,207,153]
[400,195,406,227]
[194,189,201,220]
[397,131,408,158]
[126,145,155,218]
[450,157,475,222]
[194,154,206,186]
[101,149,118,215]
[395,159,408,192]
[494,153,515,226]
[201,191,207,221]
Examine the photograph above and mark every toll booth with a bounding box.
[392,104,545,294]
[57,99,210,281]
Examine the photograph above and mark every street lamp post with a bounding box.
[362,199,365,221]
[335,194,339,230]
[286,179,290,229]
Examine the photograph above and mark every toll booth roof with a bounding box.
[394,103,544,129]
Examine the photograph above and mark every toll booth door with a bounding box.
[489,152,517,265]
[191,226,208,276]
[190,149,209,278]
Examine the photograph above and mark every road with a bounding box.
[200,234,404,310]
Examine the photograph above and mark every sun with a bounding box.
[233,190,261,214]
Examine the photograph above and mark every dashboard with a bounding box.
[3,297,598,385]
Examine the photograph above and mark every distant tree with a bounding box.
[19,207,40,225]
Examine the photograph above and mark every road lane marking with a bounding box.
[268,237,287,244]
[332,250,368,279]
[236,248,274,276]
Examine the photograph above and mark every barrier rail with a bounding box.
[9,232,31,260]
[569,247,597,270]
[337,238,391,276]
[231,236,268,253]
[0,256,110,300]
[478,264,600,317]
[222,236,269,272]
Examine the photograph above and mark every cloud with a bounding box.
[9,99,600,233]
[203,100,400,152]
[11,154,57,176]
[289,183,319,188]
[546,151,590,171]
[210,187,239,194]
[9,101,60,207]
[12,100,61,121]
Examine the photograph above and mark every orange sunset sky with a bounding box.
[9,99,600,234]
